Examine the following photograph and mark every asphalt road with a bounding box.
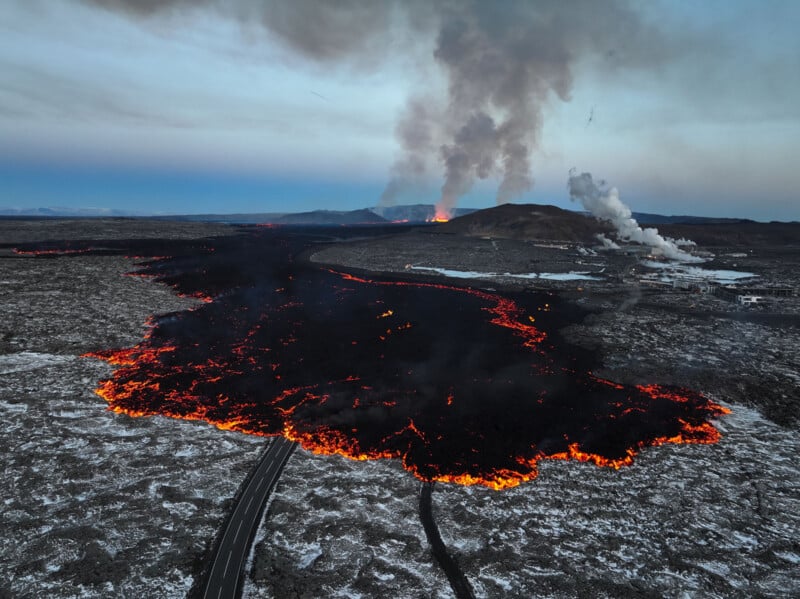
[203,436,296,599]
[419,482,475,599]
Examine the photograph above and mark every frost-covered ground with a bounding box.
[247,456,451,598]
[245,402,799,598]
[432,404,800,598]
[0,225,264,597]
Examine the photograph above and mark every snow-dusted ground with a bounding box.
[246,455,451,598]
[244,400,800,598]
[0,250,264,597]
[432,404,799,598]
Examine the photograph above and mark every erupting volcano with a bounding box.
[429,206,451,223]
[28,227,729,490]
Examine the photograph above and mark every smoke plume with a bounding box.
[568,171,700,262]
[596,234,620,250]
[83,0,675,218]
[379,96,441,207]
[387,0,672,218]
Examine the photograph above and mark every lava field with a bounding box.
[18,226,729,489]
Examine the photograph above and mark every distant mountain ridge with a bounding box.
[631,212,756,225]
[0,206,139,217]
[276,209,387,225]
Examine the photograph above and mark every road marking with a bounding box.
[223,550,233,578]
[204,441,296,599]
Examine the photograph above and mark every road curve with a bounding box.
[203,436,296,599]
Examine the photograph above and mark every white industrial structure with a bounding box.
[736,295,764,306]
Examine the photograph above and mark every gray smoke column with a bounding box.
[83,0,677,219]
[568,171,700,262]
[383,1,674,219]
[379,96,441,208]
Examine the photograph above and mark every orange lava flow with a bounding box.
[485,296,547,351]
[177,291,214,304]
[83,345,177,367]
[84,257,730,491]
[14,248,94,256]
[329,269,547,350]
[282,422,399,462]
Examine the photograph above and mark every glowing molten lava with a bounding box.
[14,248,94,257]
[428,205,451,223]
[44,227,731,490]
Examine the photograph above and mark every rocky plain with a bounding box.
[1,216,798,598]
[0,219,266,597]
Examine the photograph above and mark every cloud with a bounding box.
[6,0,799,219]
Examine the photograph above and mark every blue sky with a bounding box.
[1,0,798,219]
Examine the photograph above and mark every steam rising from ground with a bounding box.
[568,171,700,262]
[595,234,620,250]
[84,0,676,218]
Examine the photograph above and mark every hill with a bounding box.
[439,203,612,243]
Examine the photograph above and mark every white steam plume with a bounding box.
[568,171,701,262]
[595,233,620,250]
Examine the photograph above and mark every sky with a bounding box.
[1,0,798,220]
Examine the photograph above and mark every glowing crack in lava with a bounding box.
[38,227,728,490]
